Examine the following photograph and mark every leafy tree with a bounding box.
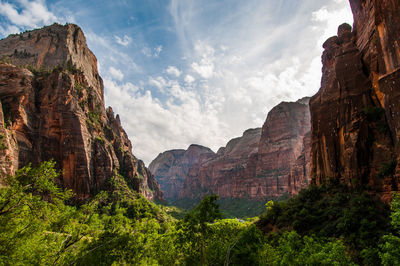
[260,231,354,265]
[380,193,400,265]
[179,194,222,265]
[0,160,73,265]
[257,182,390,264]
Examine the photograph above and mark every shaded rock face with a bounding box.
[0,24,163,201]
[310,0,400,201]
[150,99,311,201]
[148,145,215,200]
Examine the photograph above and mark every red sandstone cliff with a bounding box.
[150,98,311,201]
[310,0,400,201]
[0,24,163,201]
[148,144,215,200]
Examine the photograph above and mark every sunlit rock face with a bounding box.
[150,98,311,201]
[0,24,163,201]
[310,0,400,202]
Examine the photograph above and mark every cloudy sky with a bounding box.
[0,0,353,164]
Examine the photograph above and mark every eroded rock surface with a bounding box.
[310,0,400,201]
[0,24,163,201]
[150,99,311,201]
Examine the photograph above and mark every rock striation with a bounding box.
[150,98,311,201]
[0,24,163,201]
[148,144,214,200]
[310,0,400,201]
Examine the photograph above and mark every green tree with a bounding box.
[0,160,73,265]
[180,194,222,265]
[380,193,400,265]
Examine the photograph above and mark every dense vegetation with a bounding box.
[1,161,399,265]
[168,197,269,218]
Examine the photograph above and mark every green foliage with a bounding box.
[261,231,354,265]
[0,134,6,150]
[1,101,12,128]
[0,160,74,265]
[3,161,398,265]
[0,55,12,64]
[169,197,269,218]
[87,110,102,129]
[380,193,400,265]
[74,81,86,98]
[95,136,105,143]
[178,195,222,264]
[62,59,82,74]
[217,197,268,218]
[13,49,35,59]
[378,160,397,178]
[26,64,52,77]
[257,182,391,264]
[265,200,274,211]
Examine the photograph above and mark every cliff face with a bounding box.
[0,24,163,201]
[180,128,263,200]
[255,99,311,197]
[148,145,214,200]
[150,99,311,201]
[310,0,400,201]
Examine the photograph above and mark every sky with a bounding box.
[0,0,353,165]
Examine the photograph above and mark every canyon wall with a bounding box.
[150,98,311,201]
[0,24,163,201]
[310,0,400,201]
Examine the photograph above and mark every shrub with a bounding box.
[378,160,397,178]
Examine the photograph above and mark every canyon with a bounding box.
[0,0,399,208]
[152,0,400,204]
[0,24,163,201]
[150,98,311,202]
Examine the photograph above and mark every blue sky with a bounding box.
[0,0,353,164]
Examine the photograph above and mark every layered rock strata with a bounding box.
[150,98,311,201]
[310,0,400,201]
[0,24,163,201]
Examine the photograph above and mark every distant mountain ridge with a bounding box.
[0,23,163,201]
[150,97,311,202]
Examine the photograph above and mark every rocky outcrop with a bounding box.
[180,127,263,200]
[310,0,400,201]
[148,145,214,200]
[255,99,311,197]
[0,24,163,201]
[150,98,311,201]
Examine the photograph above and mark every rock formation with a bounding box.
[0,23,163,201]
[148,144,214,200]
[310,0,400,201]
[150,98,311,201]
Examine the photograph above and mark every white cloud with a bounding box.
[190,41,216,79]
[86,32,141,73]
[104,77,228,164]
[148,76,167,91]
[0,0,58,28]
[184,74,195,83]
[312,4,354,47]
[108,67,124,81]
[0,0,355,166]
[142,45,163,58]
[114,34,132,46]
[154,45,163,57]
[0,24,20,36]
[166,66,182,77]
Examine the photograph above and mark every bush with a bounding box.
[378,160,397,178]
[257,182,391,263]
